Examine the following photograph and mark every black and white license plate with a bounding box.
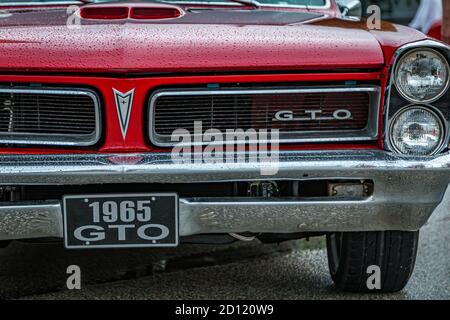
[63,193,178,249]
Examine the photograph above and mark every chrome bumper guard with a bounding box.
[1,150,450,241]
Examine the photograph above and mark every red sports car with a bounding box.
[427,20,443,41]
[0,0,449,293]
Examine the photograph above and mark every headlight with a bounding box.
[390,107,445,156]
[395,49,450,103]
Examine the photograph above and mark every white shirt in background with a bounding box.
[409,0,443,34]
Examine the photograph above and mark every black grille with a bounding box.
[0,88,100,146]
[150,87,379,146]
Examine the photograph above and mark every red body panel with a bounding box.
[427,20,442,41]
[0,2,430,154]
[310,19,427,68]
[0,72,381,154]
[0,3,426,74]
[0,17,384,73]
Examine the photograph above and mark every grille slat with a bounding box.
[150,87,378,146]
[0,88,100,145]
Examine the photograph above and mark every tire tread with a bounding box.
[327,231,419,293]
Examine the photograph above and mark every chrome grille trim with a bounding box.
[149,86,381,147]
[0,87,101,146]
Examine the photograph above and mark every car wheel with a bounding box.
[326,231,419,293]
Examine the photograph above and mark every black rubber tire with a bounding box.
[0,241,10,249]
[326,231,419,293]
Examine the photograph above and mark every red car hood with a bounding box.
[0,6,425,74]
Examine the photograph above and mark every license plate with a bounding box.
[63,193,178,249]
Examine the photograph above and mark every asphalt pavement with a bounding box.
[0,197,449,300]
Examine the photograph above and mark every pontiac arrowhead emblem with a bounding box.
[113,88,135,139]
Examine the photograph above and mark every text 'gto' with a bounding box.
[273,109,353,122]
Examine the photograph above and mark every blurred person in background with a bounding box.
[409,0,443,40]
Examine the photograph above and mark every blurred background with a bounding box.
[361,0,420,25]
[360,0,446,42]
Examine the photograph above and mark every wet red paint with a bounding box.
[0,21,385,73]
[79,3,184,21]
[0,72,381,154]
[0,1,432,154]
[427,21,442,41]
[0,3,412,73]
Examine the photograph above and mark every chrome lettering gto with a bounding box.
[273,109,353,121]
[72,200,170,243]
[73,224,170,243]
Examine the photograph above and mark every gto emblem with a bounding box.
[273,109,352,122]
[73,224,170,243]
[113,88,135,139]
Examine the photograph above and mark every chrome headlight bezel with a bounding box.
[388,105,447,156]
[394,48,450,104]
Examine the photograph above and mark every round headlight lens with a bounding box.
[395,49,449,103]
[390,107,444,156]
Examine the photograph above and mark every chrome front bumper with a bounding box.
[1,150,450,241]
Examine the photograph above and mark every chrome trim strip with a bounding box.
[0,150,448,237]
[0,150,449,184]
[148,86,381,147]
[0,87,102,146]
[177,195,432,235]
[0,202,63,240]
[383,39,450,155]
[166,0,331,9]
[0,1,81,6]
[0,183,447,241]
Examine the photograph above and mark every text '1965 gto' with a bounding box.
[0,0,449,293]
